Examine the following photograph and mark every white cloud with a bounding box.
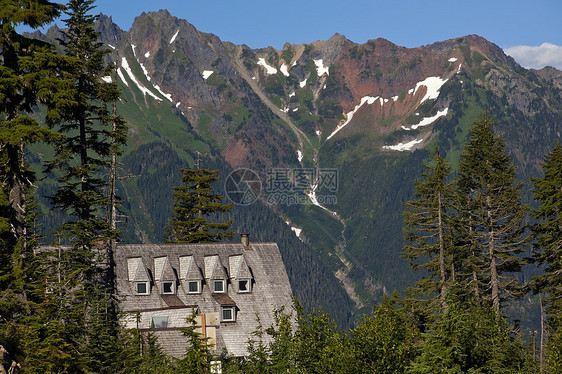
[504,43,562,70]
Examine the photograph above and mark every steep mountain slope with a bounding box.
[34,10,562,321]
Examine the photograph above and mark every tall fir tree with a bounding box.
[167,168,234,243]
[41,0,123,284]
[530,141,562,371]
[44,0,117,223]
[34,0,124,371]
[0,1,64,371]
[403,146,455,302]
[456,112,528,314]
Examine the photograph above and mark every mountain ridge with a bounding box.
[31,10,562,324]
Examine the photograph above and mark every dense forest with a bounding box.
[1,0,562,373]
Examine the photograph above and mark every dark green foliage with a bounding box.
[17,1,125,372]
[243,313,271,373]
[0,1,63,372]
[44,0,117,223]
[456,113,528,313]
[403,147,454,300]
[531,142,562,301]
[409,300,537,373]
[291,301,340,373]
[349,292,418,373]
[166,168,234,243]
[177,312,212,373]
[531,141,562,370]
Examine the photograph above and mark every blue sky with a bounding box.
[49,0,562,69]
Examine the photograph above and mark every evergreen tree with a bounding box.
[531,141,562,370]
[0,1,63,371]
[350,292,418,373]
[456,112,528,314]
[290,302,339,373]
[265,305,295,373]
[243,313,271,373]
[44,0,119,238]
[403,147,454,301]
[33,0,124,371]
[177,312,212,373]
[409,300,537,373]
[167,169,234,243]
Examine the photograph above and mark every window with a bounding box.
[135,282,149,295]
[221,306,235,322]
[210,360,222,374]
[151,316,169,328]
[213,279,225,293]
[188,280,201,294]
[162,281,175,295]
[238,279,251,293]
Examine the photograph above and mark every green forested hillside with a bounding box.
[26,6,562,328]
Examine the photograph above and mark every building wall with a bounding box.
[115,242,293,357]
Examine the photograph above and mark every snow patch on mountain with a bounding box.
[401,108,449,131]
[285,221,303,239]
[257,58,277,74]
[314,59,329,76]
[121,57,162,101]
[414,76,448,103]
[101,76,112,83]
[327,96,379,140]
[291,226,302,238]
[108,44,115,50]
[169,29,179,44]
[131,44,137,57]
[299,79,307,88]
[202,70,214,80]
[382,138,423,151]
[306,182,338,216]
[117,68,128,87]
[448,57,457,62]
[139,62,151,81]
[153,84,173,102]
[280,63,290,77]
[297,150,303,162]
[145,51,150,58]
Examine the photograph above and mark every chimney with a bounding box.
[241,233,250,250]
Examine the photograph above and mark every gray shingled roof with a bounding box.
[115,241,293,357]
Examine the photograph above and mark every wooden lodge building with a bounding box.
[115,234,293,358]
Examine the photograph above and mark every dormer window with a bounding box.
[238,279,251,293]
[221,306,235,322]
[135,281,150,295]
[162,281,175,295]
[188,280,201,294]
[213,279,225,293]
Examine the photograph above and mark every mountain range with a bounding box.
[31,10,562,326]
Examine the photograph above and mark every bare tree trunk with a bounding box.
[7,145,25,239]
[540,293,546,372]
[106,99,118,295]
[487,196,500,315]
[437,191,447,304]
